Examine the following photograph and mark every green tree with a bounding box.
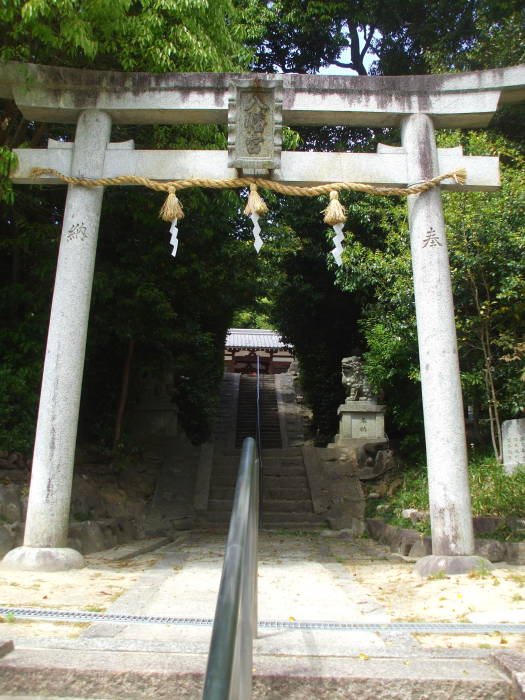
[0,0,265,451]
[444,132,525,458]
[335,132,525,458]
[0,0,259,71]
[259,195,364,444]
[247,0,525,457]
[252,0,523,76]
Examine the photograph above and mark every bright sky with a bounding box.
[317,28,379,75]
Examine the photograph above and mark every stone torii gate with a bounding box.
[1,62,524,573]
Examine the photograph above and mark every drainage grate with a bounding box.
[1,606,524,635]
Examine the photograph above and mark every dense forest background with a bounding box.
[0,0,523,460]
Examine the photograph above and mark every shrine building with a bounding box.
[224,328,293,374]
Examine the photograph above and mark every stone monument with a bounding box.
[335,357,387,449]
[502,418,525,475]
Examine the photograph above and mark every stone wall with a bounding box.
[303,446,365,534]
[0,449,150,558]
[0,479,144,557]
[366,517,525,564]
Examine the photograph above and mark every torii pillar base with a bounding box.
[1,546,84,572]
[415,555,493,578]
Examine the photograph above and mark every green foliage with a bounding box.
[79,184,258,446]
[468,563,493,579]
[468,457,525,518]
[0,148,17,204]
[262,196,362,444]
[0,3,265,453]
[1,0,524,462]
[478,525,525,543]
[332,130,525,454]
[369,456,525,525]
[232,297,274,330]
[252,0,523,76]
[426,7,525,72]
[0,0,261,72]
[336,195,425,446]
[0,187,62,451]
[444,132,525,425]
[427,570,448,580]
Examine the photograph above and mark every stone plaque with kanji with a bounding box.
[228,78,282,173]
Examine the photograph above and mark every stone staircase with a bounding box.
[235,374,282,449]
[206,446,327,529]
[199,371,326,528]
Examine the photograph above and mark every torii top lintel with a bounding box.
[1,61,524,129]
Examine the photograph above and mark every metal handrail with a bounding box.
[255,356,262,464]
[255,357,263,526]
[202,436,259,700]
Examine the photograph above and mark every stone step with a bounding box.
[216,448,302,459]
[211,476,310,491]
[237,410,279,417]
[264,476,309,489]
[207,498,313,514]
[263,449,303,459]
[263,458,304,465]
[209,486,311,501]
[211,467,305,482]
[209,476,237,488]
[213,458,305,472]
[264,487,311,500]
[235,374,282,450]
[207,510,326,524]
[0,646,511,699]
[264,500,313,513]
[259,511,326,523]
[261,464,305,476]
[261,522,327,530]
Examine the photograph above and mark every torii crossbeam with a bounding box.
[1,62,524,573]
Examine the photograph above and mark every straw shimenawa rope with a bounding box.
[29,167,467,201]
[29,166,467,228]
[322,190,347,226]
[243,183,269,217]
[29,166,467,257]
[159,185,185,222]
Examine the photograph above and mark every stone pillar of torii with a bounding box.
[1,62,524,573]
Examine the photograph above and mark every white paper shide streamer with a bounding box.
[169,219,179,257]
[331,222,345,266]
[159,186,185,259]
[244,184,268,253]
[323,190,347,267]
[250,213,263,253]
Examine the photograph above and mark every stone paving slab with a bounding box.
[0,646,513,699]
[0,634,496,658]
[95,537,173,562]
[82,531,387,651]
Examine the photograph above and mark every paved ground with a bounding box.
[0,531,523,698]
[1,530,524,654]
[79,531,390,654]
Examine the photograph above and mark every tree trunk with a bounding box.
[112,339,135,453]
[469,274,502,461]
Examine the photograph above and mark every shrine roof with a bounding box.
[225,329,291,351]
